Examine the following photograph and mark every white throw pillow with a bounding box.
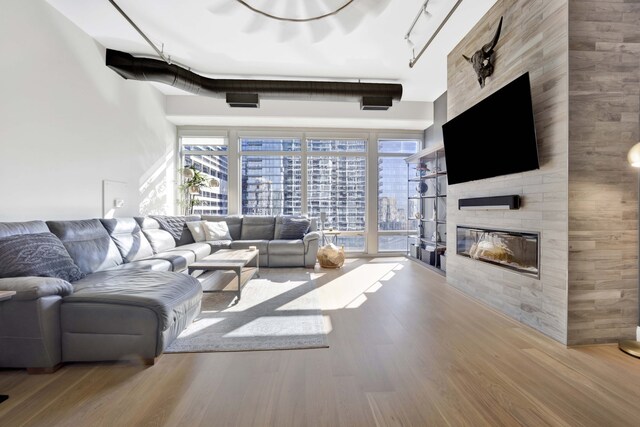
[186,221,207,242]
[204,221,232,241]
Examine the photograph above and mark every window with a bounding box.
[180,137,229,215]
[240,138,302,215]
[378,139,420,252]
[178,131,422,254]
[307,139,367,252]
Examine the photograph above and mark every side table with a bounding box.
[322,230,341,246]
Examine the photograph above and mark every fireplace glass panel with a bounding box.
[456,226,539,277]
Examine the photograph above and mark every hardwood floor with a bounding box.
[1,258,639,426]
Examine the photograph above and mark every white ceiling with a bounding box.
[46,0,496,102]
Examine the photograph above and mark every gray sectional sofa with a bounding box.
[0,215,320,372]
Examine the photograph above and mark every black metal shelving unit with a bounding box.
[405,144,447,274]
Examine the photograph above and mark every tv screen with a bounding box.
[442,72,539,185]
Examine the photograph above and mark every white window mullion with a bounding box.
[228,129,240,215]
[301,132,308,216]
[367,131,378,255]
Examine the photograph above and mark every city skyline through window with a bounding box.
[378,139,420,252]
[181,133,422,254]
[181,137,229,216]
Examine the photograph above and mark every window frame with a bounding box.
[376,138,421,252]
[178,133,230,216]
[177,127,423,255]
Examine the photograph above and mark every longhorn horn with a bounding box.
[462,54,472,63]
[483,16,503,54]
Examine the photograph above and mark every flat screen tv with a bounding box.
[442,72,539,185]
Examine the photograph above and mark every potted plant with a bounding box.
[178,166,220,215]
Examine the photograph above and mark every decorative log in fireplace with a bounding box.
[456,226,539,277]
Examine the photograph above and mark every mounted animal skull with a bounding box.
[463,16,503,88]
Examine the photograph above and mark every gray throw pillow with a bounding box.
[150,215,197,245]
[277,217,310,240]
[150,215,186,240]
[0,232,85,282]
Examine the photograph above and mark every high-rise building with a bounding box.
[184,151,229,216]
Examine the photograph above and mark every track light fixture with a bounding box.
[406,0,464,68]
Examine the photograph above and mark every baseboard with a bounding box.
[636,326,640,341]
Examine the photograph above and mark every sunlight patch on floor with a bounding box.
[223,315,325,337]
[370,257,407,263]
[380,270,396,281]
[323,315,333,334]
[312,261,401,310]
[180,318,225,337]
[365,281,383,293]
[345,294,368,309]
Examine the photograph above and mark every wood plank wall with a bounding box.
[446,0,570,343]
[567,0,640,345]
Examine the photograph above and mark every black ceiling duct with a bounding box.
[105,49,402,106]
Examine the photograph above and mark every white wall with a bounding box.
[0,0,177,221]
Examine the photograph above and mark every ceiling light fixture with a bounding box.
[233,0,355,22]
[407,0,464,68]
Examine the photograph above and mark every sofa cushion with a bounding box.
[136,217,176,253]
[186,221,207,242]
[0,232,85,282]
[107,259,173,272]
[202,215,243,240]
[204,221,232,241]
[268,239,305,256]
[0,221,49,238]
[230,240,269,254]
[205,240,232,252]
[0,276,74,301]
[47,220,123,275]
[167,243,211,261]
[149,250,196,272]
[100,218,154,263]
[65,270,202,332]
[276,217,310,240]
[229,240,268,267]
[240,216,275,240]
[151,215,201,246]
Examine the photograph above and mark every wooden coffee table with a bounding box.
[188,249,259,301]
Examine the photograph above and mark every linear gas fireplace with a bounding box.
[456,226,539,277]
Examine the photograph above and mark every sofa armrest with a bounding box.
[303,231,321,248]
[0,277,73,301]
[302,232,321,267]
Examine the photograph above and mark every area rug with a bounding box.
[165,269,328,353]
